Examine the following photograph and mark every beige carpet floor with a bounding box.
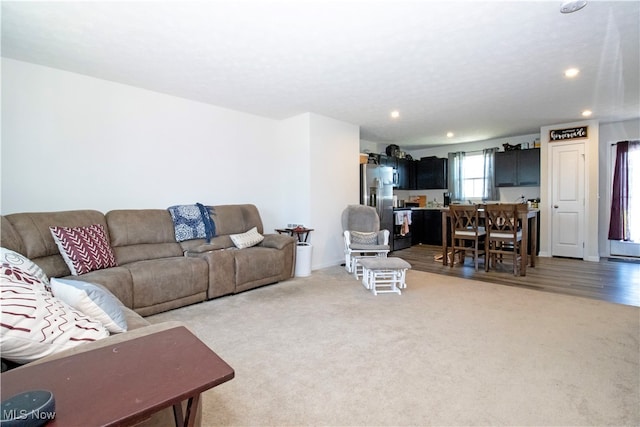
[147,266,640,426]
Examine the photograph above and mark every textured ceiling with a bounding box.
[2,1,639,148]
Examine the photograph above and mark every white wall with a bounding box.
[2,59,279,217]
[276,113,312,225]
[359,139,383,156]
[1,59,360,271]
[309,113,360,268]
[275,112,360,269]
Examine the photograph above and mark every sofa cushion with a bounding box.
[180,241,227,254]
[1,217,26,256]
[211,204,264,235]
[106,210,183,265]
[230,227,264,249]
[234,247,284,289]
[50,278,127,333]
[67,266,135,309]
[0,263,109,364]
[126,258,208,312]
[50,224,117,275]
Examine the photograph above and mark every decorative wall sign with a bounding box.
[549,126,588,141]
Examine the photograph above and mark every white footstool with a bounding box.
[358,257,411,296]
[351,253,388,280]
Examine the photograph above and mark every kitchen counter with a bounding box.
[393,206,443,211]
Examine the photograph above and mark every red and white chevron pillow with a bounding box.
[50,224,117,275]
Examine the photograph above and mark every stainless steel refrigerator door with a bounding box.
[378,168,395,248]
[360,164,381,209]
[360,165,394,245]
[378,165,395,187]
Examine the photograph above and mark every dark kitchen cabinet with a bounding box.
[411,210,425,246]
[423,210,443,246]
[411,209,442,246]
[494,151,518,187]
[396,158,414,190]
[495,149,540,187]
[517,149,541,186]
[416,157,448,189]
[378,155,414,189]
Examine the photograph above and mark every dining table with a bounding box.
[440,204,539,276]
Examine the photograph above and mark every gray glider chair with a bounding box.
[341,205,390,277]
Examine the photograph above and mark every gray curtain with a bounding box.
[482,148,498,201]
[448,151,465,202]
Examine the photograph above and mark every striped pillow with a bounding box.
[50,224,117,275]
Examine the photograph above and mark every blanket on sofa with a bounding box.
[168,203,216,242]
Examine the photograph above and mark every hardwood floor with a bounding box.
[392,244,640,307]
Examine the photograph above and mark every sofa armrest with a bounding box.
[260,233,296,250]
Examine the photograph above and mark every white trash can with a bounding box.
[295,242,313,277]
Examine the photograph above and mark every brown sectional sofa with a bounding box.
[1,204,296,317]
[1,203,295,426]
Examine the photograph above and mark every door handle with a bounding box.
[554,205,559,208]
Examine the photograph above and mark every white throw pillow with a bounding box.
[230,227,264,249]
[50,278,127,334]
[0,266,109,364]
[0,247,49,288]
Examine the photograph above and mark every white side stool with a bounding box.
[358,257,411,296]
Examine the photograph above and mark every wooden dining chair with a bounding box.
[484,203,523,275]
[449,204,486,271]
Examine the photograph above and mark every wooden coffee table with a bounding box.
[0,326,234,427]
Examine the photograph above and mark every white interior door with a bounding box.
[551,143,585,258]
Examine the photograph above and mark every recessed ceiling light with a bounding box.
[582,110,592,117]
[390,111,400,119]
[565,68,580,78]
[446,132,454,138]
[560,0,587,14]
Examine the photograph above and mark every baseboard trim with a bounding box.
[608,256,640,264]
